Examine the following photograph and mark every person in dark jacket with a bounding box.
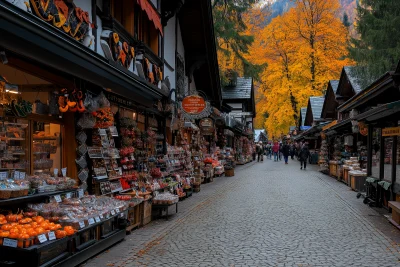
[299,144,311,170]
[256,142,264,162]
[282,141,290,164]
[278,142,283,161]
[290,144,296,160]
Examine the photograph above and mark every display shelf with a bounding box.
[0,189,77,207]
[53,229,125,267]
[108,176,123,181]
[33,136,59,141]
[0,167,26,170]
[11,152,25,155]
[1,137,25,141]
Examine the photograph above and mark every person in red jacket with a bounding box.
[272,141,280,162]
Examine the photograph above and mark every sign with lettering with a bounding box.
[382,127,400,136]
[182,95,206,114]
[199,118,215,135]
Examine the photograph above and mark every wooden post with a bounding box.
[391,136,397,201]
[367,124,373,176]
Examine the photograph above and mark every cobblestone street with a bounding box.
[84,159,400,267]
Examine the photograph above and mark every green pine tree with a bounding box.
[212,0,262,84]
[342,12,351,28]
[349,0,400,89]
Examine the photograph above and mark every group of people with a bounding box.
[254,140,311,170]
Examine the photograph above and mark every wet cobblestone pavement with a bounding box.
[83,159,400,267]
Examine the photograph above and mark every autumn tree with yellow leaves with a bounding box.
[250,0,353,138]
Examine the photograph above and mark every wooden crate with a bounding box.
[225,169,234,177]
[126,205,141,232]
[343,168,350,184]
[329,163,338,177]
[141,200,152,226]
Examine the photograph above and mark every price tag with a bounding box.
[54,168,59,177]
[116,208,120,213]
[88,218,95,225]
[79,221,85,229]
[38,234,48,243]
[61,168,67,177]
[14,171,20,179]
[95,216,101,223]
[111,210,116,216]
[0,172,8,180]
[78,189,84,198]
[66,193,71,199]
[48,231,56,241]
[54,195,62,203]
[100,214,104,220]
[3,238,17,248]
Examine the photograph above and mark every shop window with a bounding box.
[371,128,381,179]
[384,137,393,181]
[111,0,135,36]
[135,7,159,55]
[0,62,68,177]
[32,122,62,175]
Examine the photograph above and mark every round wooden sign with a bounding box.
[182,95,206,114]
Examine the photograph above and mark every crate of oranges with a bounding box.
[0,213,76,249]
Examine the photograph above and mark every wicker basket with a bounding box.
[225,169,234,177]
[0,189,11,199]
[10,189,24,198]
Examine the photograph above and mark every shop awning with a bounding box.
[137,0,163,36]
[325,118,352,135]
[355,100,400,122]
[322,120,338,131]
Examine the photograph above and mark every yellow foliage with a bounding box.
[248,0,353,137]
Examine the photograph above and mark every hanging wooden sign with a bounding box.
[382,127,400,136]
[358,122,368,136]
[199,118,214,135]
[179,95,212,120]
[182,95,206,114]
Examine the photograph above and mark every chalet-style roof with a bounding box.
[222,77,253,99]
[330,80,339,94]
[309,96,325,120]
[321,80,340,120]
[343,66,363,94]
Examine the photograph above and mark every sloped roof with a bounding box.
[309,96,325,120]
[300,107,307,126]
[344,66,363,94]
[222,77,253,99]
[330,80,339,94]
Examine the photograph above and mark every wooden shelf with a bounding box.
[33,136,59,141]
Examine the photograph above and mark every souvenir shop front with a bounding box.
[320,118,368,187]
[0,5,176,267]
[338,71,400,212]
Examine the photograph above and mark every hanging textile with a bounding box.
[136,0,163,36]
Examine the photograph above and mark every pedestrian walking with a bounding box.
[257,141,264,162]
[282,141,290,164]
[272,141,279,161]
[266,143,272,159]
[299,144,311,170]
[290,144,295,160]
[278,142,283,161]
[252,144,256,161]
